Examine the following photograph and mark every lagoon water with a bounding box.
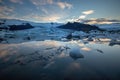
[0,40,120,80]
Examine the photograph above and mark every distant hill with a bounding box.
[9,23,34,30]
[0,19,34,30]
[57,22,104,32]
[0,18,48,27]
[0,18,63,27]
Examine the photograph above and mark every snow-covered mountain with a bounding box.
[0,18,63,27]
[1,18,120,31]
[58,22,103,32]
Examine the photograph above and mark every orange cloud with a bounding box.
[83,18,120,24]
[44,15,61,22]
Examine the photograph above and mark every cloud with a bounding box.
[83,18,120,24]
[31,0,72,10]
[43,15,61,22]
[79,15,86,19]
[47,0,53,4]
[67,10,94,22]
[76,10,94,22]
[0,5,15,19]
[41,8,48,14]
[0,0,3,3]
[31,0,53,6]
[0,0,5,4]
[21,13,62,22]
[82,10,94,15]
[74,15,86,22]
[10,0,23,4]
[57,2,72,9]
[0,6,14,13]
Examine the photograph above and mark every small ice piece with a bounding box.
[88,36,93,41]
[69,47,84,60]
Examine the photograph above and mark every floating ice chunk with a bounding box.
[69,46,84,60]
[87,37,94,41]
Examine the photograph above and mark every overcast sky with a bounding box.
[0,0,120,23]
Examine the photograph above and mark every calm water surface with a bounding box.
[0,40,120,80]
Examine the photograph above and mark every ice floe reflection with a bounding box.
[0,40,120,80]
[0,40,86,65]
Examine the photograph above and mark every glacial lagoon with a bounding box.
[0,40,120,80]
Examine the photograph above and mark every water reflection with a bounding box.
[0,40,120,80]
[96,49,104,53]
[81,47,91,51]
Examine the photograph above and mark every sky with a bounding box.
[0,0,120,24]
